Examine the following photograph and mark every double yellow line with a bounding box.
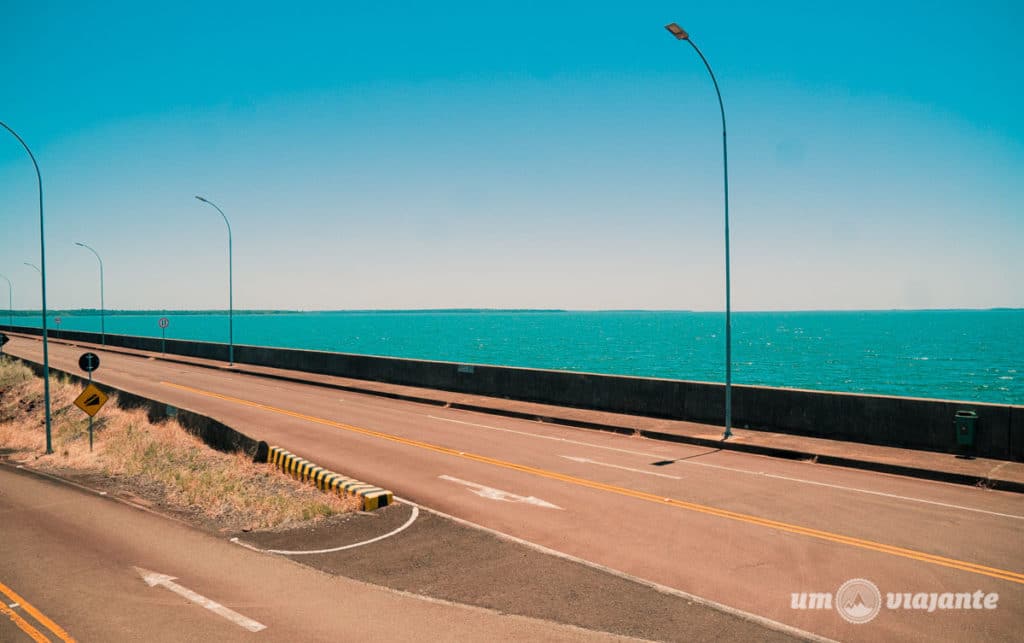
[163,380,1024,586]
[0,581,75,642]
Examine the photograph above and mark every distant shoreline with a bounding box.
[5,307,1021,317]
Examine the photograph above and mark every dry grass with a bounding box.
[0,357,360,530]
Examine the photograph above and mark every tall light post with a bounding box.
[665,23,733,440]
[74,241,105,345]
[194,195,234,365]
[23,262,45,331]
[7,120,53,455]
[0,274,11,327]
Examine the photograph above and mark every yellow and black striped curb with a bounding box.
[264,445,393,511]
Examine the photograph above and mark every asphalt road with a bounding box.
[0,465,640,642]
[5,336,1023,641]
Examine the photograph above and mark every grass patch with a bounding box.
[0,356,360,530]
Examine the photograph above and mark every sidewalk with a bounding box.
[15,332,1024,493]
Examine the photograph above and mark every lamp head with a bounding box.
[665,23,689,40]
[195,195,208,203]
[74,241,85,247]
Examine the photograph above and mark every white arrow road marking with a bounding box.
[561,455,682,480]
[133,567,266,632]
[438,475,563,509]
[430,415,1024,521]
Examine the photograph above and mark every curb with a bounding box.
[261,444,393,511]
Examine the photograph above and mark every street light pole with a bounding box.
[194,195,234,365]
[24,263,41,327]
[0,274,11,327]
[665,23,733,440]
[5,115,55,456]
[74,242,105,345]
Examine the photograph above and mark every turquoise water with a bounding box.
[18,309,1024,404]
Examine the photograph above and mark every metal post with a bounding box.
[74,242,105,345]
[88,369,94,451]
[3,121,52,453]
[194,196,234,366]
[665,23,733,439]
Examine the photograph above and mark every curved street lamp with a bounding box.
[3,128,54,460]
[664,23,733,440]
[24,263,41,320]
[0,273,11,327]
[24,263,50,337]
[74,241,105,345]
[194,195,234,365]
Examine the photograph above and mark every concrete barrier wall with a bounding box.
[4,324,1020,461]
[1011,405,1023,461]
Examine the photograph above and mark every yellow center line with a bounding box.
[0,602,50,643]
[0,581,75,643]
[163,380,1024,586]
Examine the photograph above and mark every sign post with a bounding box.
[76,353,103,451]
[158,317,169,354]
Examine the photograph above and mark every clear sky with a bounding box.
[2,1,1022,311]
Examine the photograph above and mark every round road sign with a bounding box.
[158,317,169,329]
[79,352,100,373]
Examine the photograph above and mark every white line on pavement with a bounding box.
[428,415,1024,520]
[561,455,682,479]
[439,475,563,509]
[134,567,266,632]
[230,506,420,555]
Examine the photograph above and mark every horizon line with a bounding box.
[1,306,1021,315]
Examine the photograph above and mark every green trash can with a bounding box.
[954,410,977,447]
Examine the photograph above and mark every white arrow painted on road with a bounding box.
[438,475,562,509]
[561,455,682,480]
[133,567,266,632]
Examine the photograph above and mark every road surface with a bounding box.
[4,335,1023,641]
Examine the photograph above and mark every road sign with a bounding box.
[0,333,8,346]
[79,352,100,373]
[158,317,169,329]
[54,316,61,326]
[73,383,109,417]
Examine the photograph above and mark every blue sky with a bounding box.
[2,1,1021,311]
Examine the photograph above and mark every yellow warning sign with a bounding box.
[74,383,109,417]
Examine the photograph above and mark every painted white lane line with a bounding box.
[230,506,420,555]
[427,414,669,458]
[562,455,682,480]
[438,475,563,509]
[429,415,1024,521]
[133,567,266,633]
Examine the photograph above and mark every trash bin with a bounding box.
[954,410,977,447]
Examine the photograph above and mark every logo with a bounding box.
[835,578,882,624]
[792,579,999,624]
